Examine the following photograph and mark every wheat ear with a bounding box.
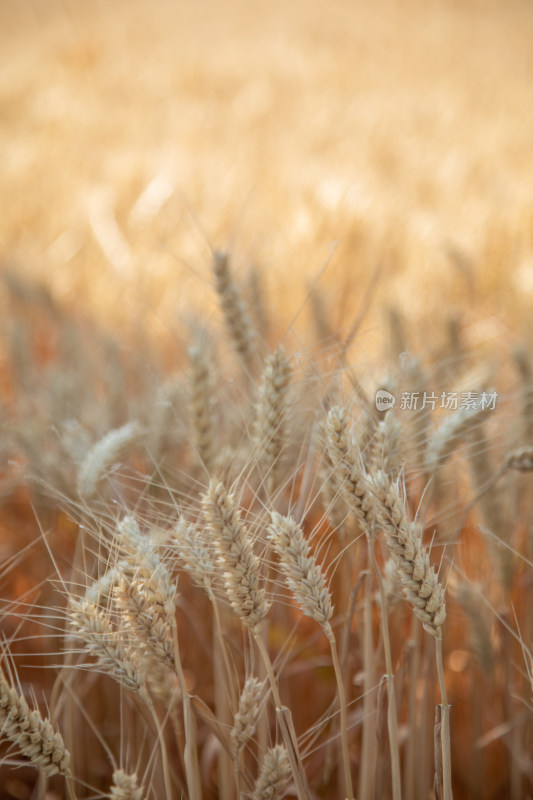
[188,338,216,474]
[0,665,71,777]
[108,770,144,800]
[202,479,269,629]
[505,445,533,472]
[231,676,264,758]
[69,597,147,695]
[254,345,291,496]
[252,745,292,800]
[232,676,264,794]
[326,405,375,528]
[370,409,403,476]
[212,250,256,372]
[77,421,142,498]
[370,471,446,637]
[425,402,487,476]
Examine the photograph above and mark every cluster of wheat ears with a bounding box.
[0,255,532,800]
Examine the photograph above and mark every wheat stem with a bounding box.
[253,632,311,800]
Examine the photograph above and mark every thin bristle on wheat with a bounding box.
[254,345,291,491]
[212,250,256,370]
[0,666,71,776]
[252,745,292,800]
[269,512,333,626]
[202,479,269,629]
[77,421,142,498]
[109,769,144,800]
[231,676,264,756]
[370,470,446,637]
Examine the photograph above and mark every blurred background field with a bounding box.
[1,0,533,345]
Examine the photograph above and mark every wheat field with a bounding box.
[0,0,532,798]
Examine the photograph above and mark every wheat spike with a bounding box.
[370,410,403,475]
[425,402,487,475]
[254,345,291,493]
[188,338,216,473]
[77,421,142,498]
[269,512,333,626]
[326,405,375,529]
[505,445,533,472]
[370,470,446,638]
[231,676,264,757]
[252,745,292,800]
[174,517,214,592]
[202,479,269,629]
[108,769,144,800]
[113,570,177,670]
[212,250,256,371]
[69,596,147,695]
[0,666,71,777]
